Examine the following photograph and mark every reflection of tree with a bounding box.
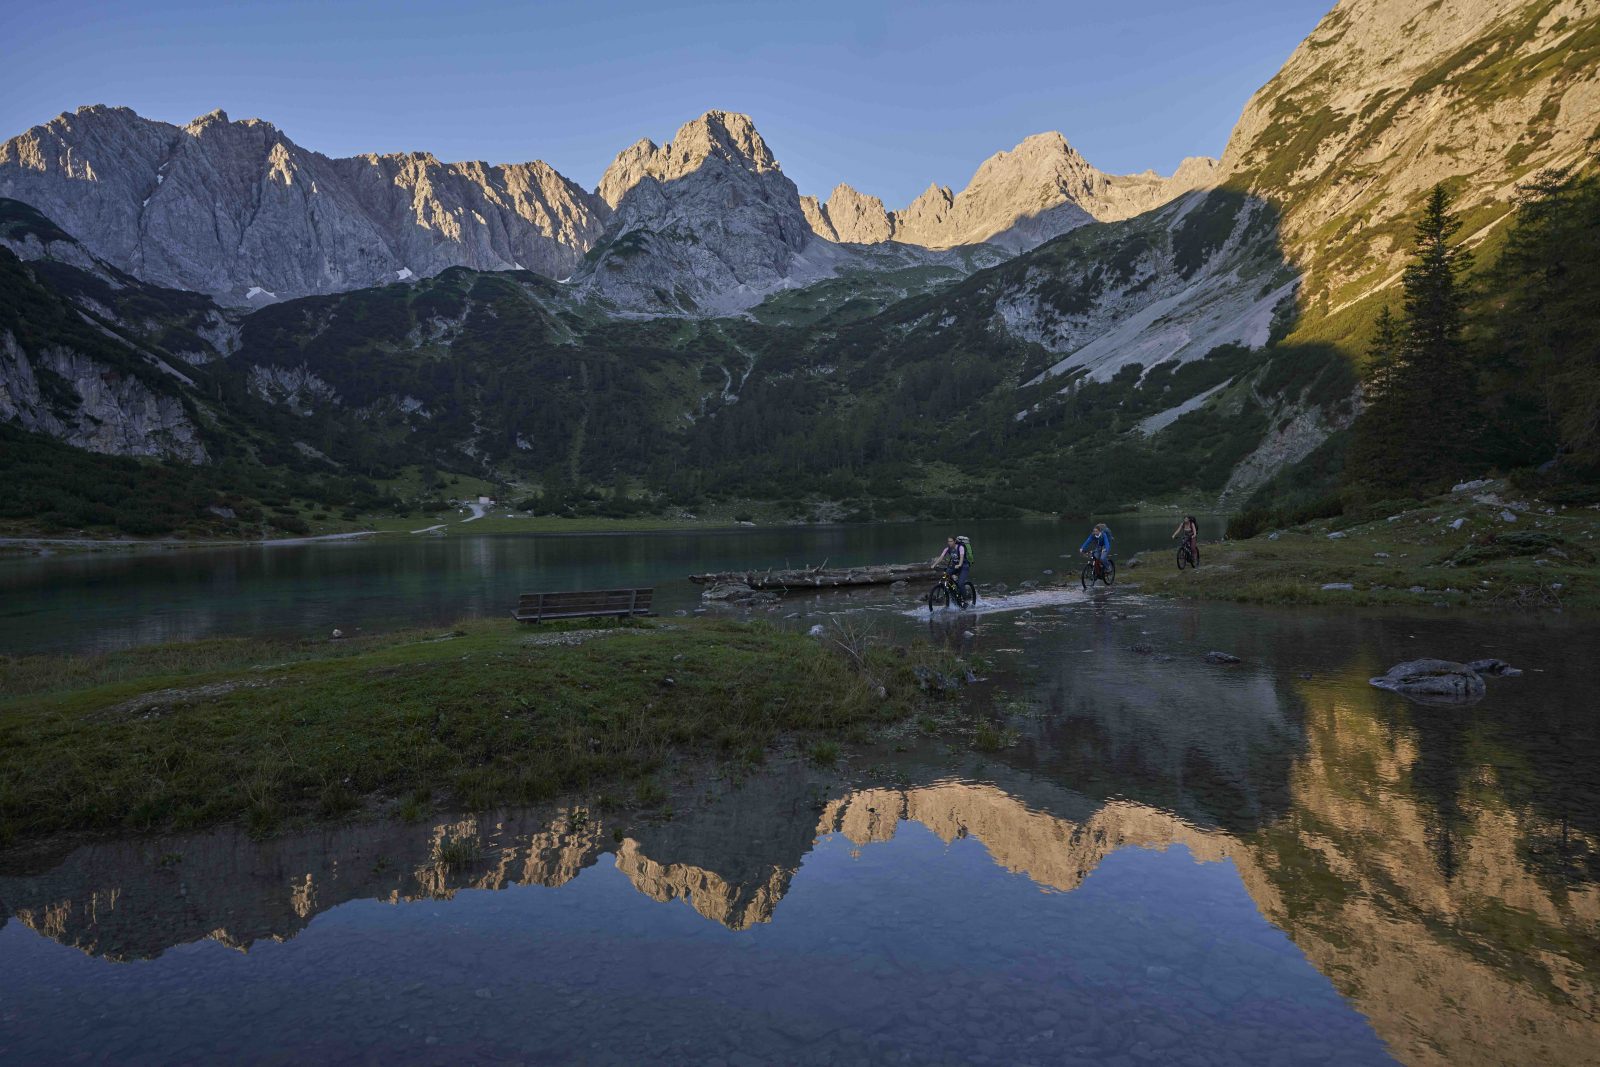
[1407,709,1472,881]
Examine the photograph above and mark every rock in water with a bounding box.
[1204,651,1242,665]
[1369,660,1486,703]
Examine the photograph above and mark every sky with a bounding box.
[0,0,1333,207]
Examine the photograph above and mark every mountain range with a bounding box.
[0,104,1213,311]
[2,0,1597,533]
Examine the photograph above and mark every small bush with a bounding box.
[808,741,841,767]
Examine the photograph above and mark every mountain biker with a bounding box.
[1079,523,1113,572]
[1172,515,1200,565]
[935,535,971,590]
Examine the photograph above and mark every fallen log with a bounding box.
[688,562,942,590]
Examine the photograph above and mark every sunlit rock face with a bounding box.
[803,134,1218,253]
[0,106,609,304]
[1218,0,1600,315]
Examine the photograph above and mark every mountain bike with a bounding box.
[1080,553,1116,590]
[1176,536,1199,570]
[927,571,973,610]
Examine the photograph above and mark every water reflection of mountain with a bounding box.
[4,662,1598,1065]
[997,603,1305,833]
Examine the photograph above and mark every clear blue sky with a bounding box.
[1,0,1332,207]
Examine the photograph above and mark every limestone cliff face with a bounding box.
[1219,0,1600,315]
[0,208,220,463]
[572,111,834,315]
[803,133,1219,253]
[0,331,209,463]
[0,106,608,304]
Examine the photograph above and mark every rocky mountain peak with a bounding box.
[183,108,233,135]
[801,132,1217,253]
[596,110,778,209]
[577,110,823,314]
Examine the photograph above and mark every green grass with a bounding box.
[0,617,951,850]
[1126,487,1600,613]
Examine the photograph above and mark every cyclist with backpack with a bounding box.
[935,535,972,591]
[1079,523,1113,573]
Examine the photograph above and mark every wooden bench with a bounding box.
[512,587,655,623]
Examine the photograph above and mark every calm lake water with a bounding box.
[0,517,1184,655]
[2,522,1597,1065]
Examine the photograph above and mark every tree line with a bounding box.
[1346,167,1600,500]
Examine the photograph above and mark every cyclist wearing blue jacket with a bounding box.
[1079,523,1112,567]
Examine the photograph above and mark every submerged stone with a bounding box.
[1369,659,1486,703]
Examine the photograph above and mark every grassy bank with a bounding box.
[0,618,947,850]
[1127,487,1599,612]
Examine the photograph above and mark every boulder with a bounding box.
[1204,651,1242,665]
[1131,642,1156,655]
[1369,660,1486,703]
[1321,582,1354,591]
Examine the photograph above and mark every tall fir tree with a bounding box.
[1478,166,1600,480]
[1347,184,1476,491]
[1396,184,1476,479]
[1347,304,1408,487]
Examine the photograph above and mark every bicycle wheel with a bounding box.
[1103,560,1117,586]
[1081,562,1094,591]
[1177,544,1193,570]
[927,583,948,611]
[962,581,977,605]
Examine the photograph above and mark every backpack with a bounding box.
[957,536,974,564]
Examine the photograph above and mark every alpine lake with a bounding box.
[1,517,1596,1066]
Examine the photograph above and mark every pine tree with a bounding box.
[1364,305,1403,405]
[1347,305,1407,487]
[1479,166,1600,480]
[1394,183,1476,481]
[1346,184,1477,491]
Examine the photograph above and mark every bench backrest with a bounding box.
[515,588,654,621]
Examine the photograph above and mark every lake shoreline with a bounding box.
[0,617,960,858]
[1125,488,1599,614]
[1,505,1205,553]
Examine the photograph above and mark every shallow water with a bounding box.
[0,516,1183,655]
[2,524,1598,1065]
